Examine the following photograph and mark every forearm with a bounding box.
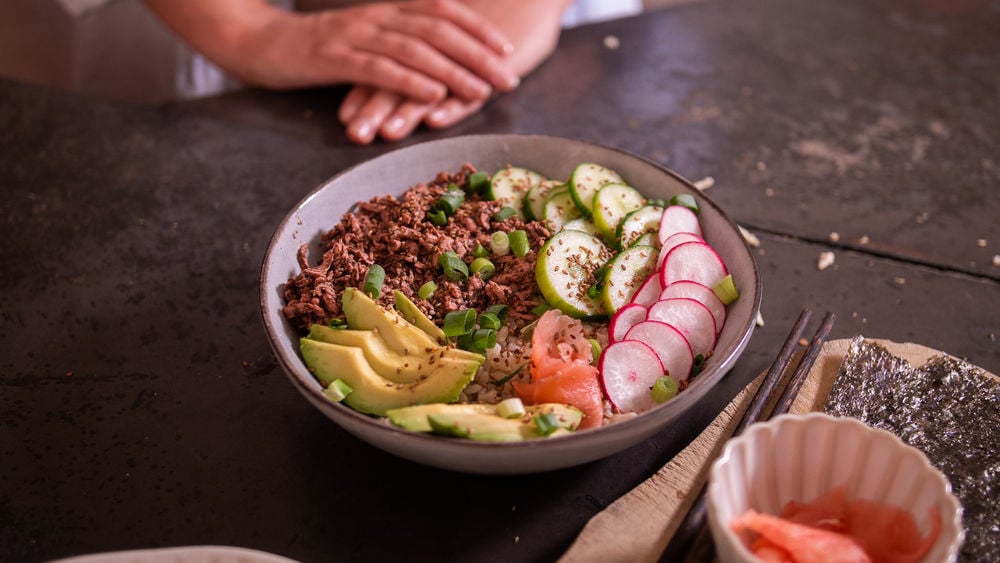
[143,0,290,84]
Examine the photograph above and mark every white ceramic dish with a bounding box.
[51,545,298,563]
[707,412,964,562]
[260,134,761,474]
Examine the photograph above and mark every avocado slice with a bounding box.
[307,324,480,384]
[386,403,497,432]
[392,403,584,440]
[300,338,481,416]
[392,290,447,344]
[341,287,442,355]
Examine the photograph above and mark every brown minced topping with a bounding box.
[282,165,551,332]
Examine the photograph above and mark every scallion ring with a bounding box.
[363,264,385,299]
[439,251,469,282]
[509,229,529,257]
[490,231,510,256]
[442,309,477,337]
[469,257,496,280]
[417,280,437,300]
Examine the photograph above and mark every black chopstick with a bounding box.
[659,309,835,562]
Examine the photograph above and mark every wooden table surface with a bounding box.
[2,0,998,561]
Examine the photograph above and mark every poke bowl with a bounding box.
[260,134,761,474]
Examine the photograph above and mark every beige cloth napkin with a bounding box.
[559,339,961,563]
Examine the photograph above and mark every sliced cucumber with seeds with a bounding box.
[543,185,583,232]
[616,204,664,250]
[562,217,601,236]
[631,232,660,248]
[488,166,546,218]
[535,230,612,319]
[601,244,658,314]
[525,179,563,222]
[592,183,647,242]
[568,163,624,216]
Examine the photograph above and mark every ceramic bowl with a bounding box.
[707,412,964,562]
[260,134,761,474]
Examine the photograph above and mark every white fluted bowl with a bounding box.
[707,412,964,562]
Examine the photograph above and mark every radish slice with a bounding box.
[657,205,702,245]
[599,340,665,413]
[646,298,717,359]
[629,274,662,307]
[659,241,729,289]
[656,232,704,270]
[623,320,694,383]
[659,280,727,335]
[609,303,648,343]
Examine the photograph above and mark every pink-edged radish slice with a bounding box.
[610,303,648,343]
[657,205,702,245]
[646,298,717,359]
[629,273,662,308]
[599,340,665,413]
[623,320,694,383]
[659,280,727,335]
[656,231,704,270]
[659,241,729,289]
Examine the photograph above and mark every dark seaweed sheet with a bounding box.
[824,336,999,562]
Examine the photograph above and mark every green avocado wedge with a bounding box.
[342,287,440,354]
[300,338,481,416]
[392,290,447,344]
[388,403,584,439]
[307,324,479,384]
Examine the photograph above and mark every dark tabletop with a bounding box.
[2,0,998,561]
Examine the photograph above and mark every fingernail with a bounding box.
[384,116,405,133]
[352,119,373,142]
[428,109,449,125]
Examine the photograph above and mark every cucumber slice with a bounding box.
[592,183,646,242]
[568,163,624,216]
[535,230,612,319]
[632,232,660,248]
[488,166,546,218]
[562,217,601,236]
[616,204,664,249]
[524,180,562,222]
[600,244,658,314]
[543,185,583,232]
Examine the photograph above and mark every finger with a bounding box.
[338,84,376,124]
[353,30,494,101]
[425,97,485,129]
[331,48,447,103]
[379,13,520,93]
[401,0,514,56]
[346,89,404,145]
[379,100,434,142]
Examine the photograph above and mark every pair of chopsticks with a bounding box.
[659,308,836,562]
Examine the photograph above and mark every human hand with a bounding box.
[337,0,573,144]
[145,0,520,103]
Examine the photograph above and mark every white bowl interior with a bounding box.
[260,134,761,474]
[707,413,964,562]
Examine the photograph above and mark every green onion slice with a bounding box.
[531,302,552,316]
[459,328,496,353]
[436,187,465,215]
[439,251,469,282]
[363,264,385,299]
[467,171,490,194]
[509,229,529,257]
[492,207,517,222]
[323,379,353,402]
[427,208,448,226]
[651,376,679,403]
[492,364,525,387]
[442,309,477,337]
[484,303,509,320]
[469,257,496,280]
[588,338,602,365]
[534,413,559,436]
[669,193,699,213]
[417,281,437,300]
[712,274,739,305]
[472,243,489,258]
[490,231,510,256]
[477,312,501,331]
[497,398,526,419]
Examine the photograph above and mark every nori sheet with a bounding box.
[825,336,999,562]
